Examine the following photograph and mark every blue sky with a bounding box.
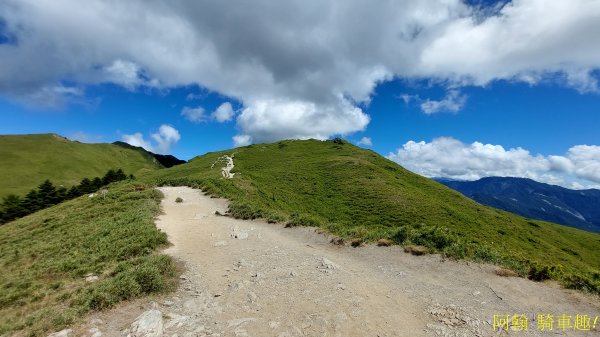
[1,0,599,189]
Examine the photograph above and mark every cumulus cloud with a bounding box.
[181,106,207,123]
[181,102,235,123]
[387,137,600,189]
[2,0,600,142]
[236,98,369,143]
[357,137,373,147]
[122,132,153,152]
[233,134,252,148]
[122,124,181,154]
[420,90,468,114]
[401,89,467,114]
[212,102,235,123]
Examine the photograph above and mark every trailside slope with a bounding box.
[0,134,162,197]
[149,139,600,292]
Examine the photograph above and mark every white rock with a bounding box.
[320,258,340,270]
[164,313,188,329]
[47,329,72,337]
[227,318,256,328]
[127,304,163,337]
[85,274,99,283]
[90,318,104,326]
[88,327,102,337]
[247,292,258,302]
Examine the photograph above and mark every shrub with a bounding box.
[392,226,409,244]
[332,137,344,145]
[330,237,344,245]
[286,213,320,227]
[528,264,551,281]
[410,226,456,250]
[228,202,263,220]
[563,274,600,293]
[350,239,363,247]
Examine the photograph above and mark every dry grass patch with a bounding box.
[377,239,394,247]
[404,245,429,256]
[495,267,518,277]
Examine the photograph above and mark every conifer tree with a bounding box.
[37,180,58,207]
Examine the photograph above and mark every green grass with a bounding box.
[0,182,176,337]
[149,139,600,294]
[0,134,162,198]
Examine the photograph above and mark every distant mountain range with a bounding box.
[436,177,600,233]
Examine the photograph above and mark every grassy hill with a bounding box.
[0,181,176,336]
[0,134,162,198]
[149,139,600,293]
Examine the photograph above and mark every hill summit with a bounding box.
[149,138,600,292]
[0,134,164,198]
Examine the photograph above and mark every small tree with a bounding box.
[1,194,25,223]
[92,177,103,189]
[115,168,127,181]
[22,189,41,214]
[102,169,117,185]
[78,178,95,194]
[67,185,81,199]
[37,180,58,207]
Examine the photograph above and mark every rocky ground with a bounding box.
[62,186,600,337]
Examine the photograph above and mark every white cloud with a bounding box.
[22,85,84,108]
[122,124,181,154]
[104,59,152,90]
[2,0,600,142]
[236,98,369,143]
[233,134,252,148]
[152,124,181,154]
[357,136,372,147]
[401,89,468,114]
[122,132,153,152]
[212,102,235,123]
[420,90,467,114]
[185,93,204,101]
[181,106,207,123]
[182,102,235,123]
[387,137,600,189]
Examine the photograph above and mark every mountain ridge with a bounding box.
[436,176,600,233]
[147,138,600,293]
[112,141,186,168]
[0,133,164,197]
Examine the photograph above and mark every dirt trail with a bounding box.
[85,186,600,337]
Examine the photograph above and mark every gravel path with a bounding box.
[79,186,600,337]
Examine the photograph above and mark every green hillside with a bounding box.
[0,134,162,198]
[0,181,176,336]
[150,138,600,292]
